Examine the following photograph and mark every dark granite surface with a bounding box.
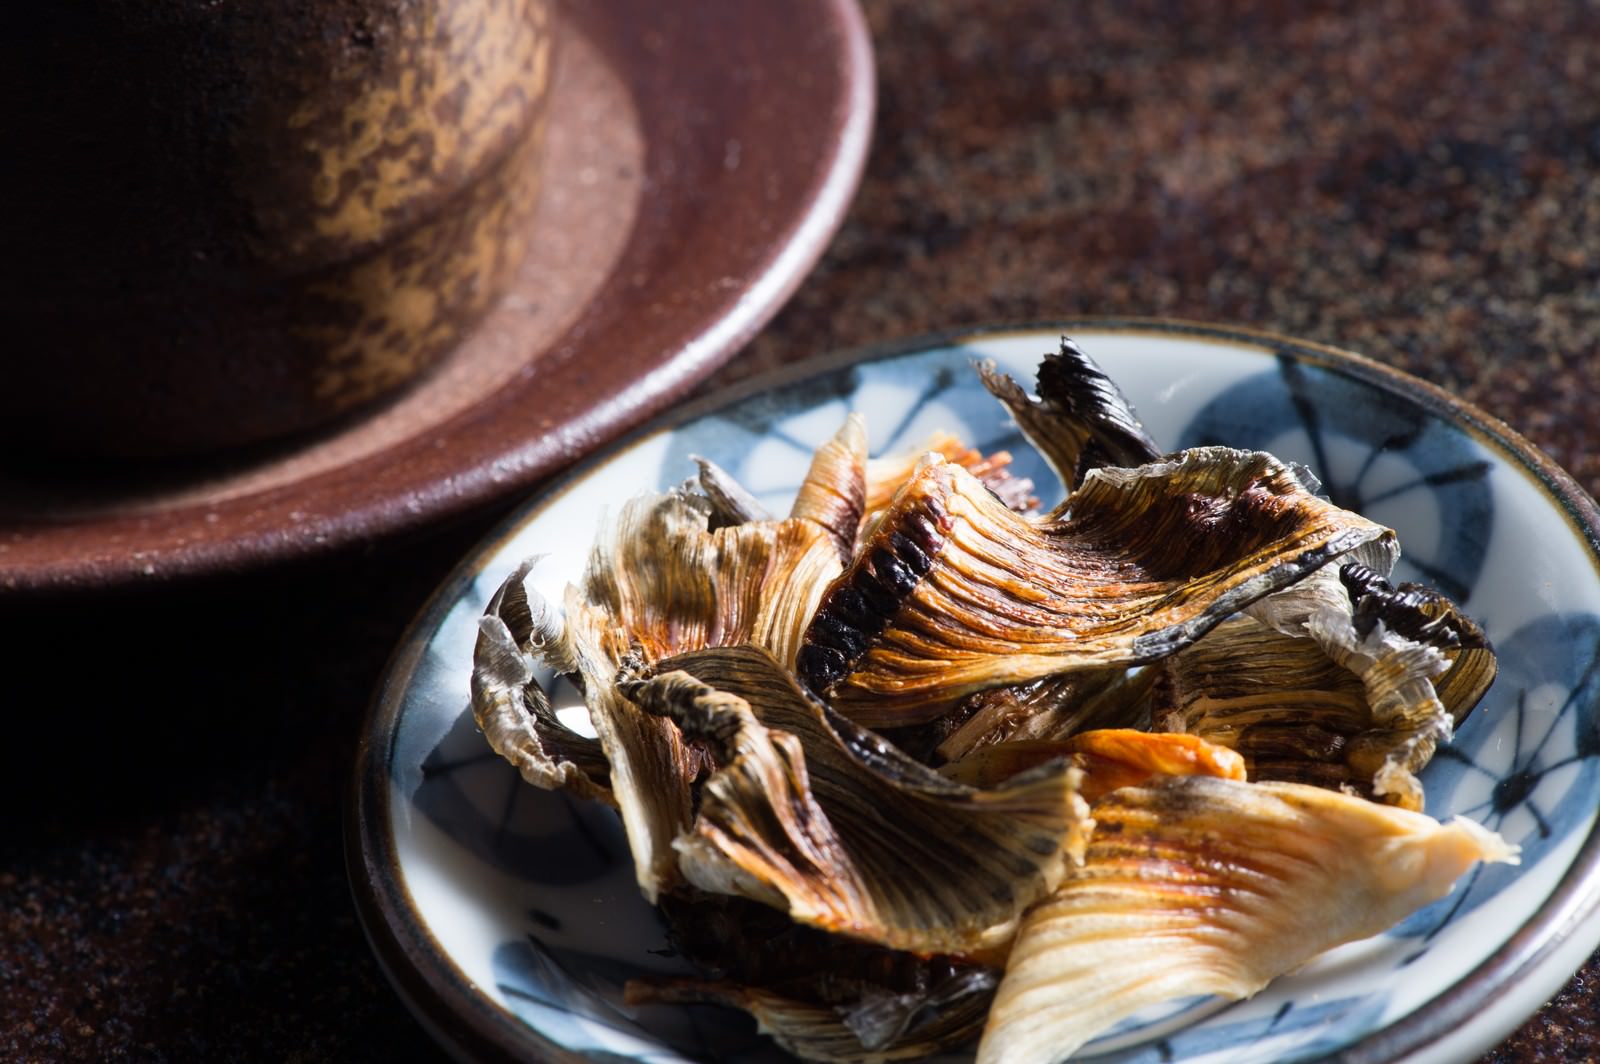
[5,0,1600,1060]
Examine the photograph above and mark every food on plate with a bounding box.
[621,647,1090,955]
[1159,562,1496,810]
[863,428,1038,516]
[792,446,1395,726]
[974,339,1161,502]
[470,337,1514,1062]
[628,893,1000,1062]
[978,776,1516,1064]
[937,727,1245,796]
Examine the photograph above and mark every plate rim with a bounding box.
[5,0,876,599]
[348,317,1600,1064]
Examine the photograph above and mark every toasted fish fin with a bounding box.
[978,776,1516,1064]
[977,337,1161,504]
[942,729,1246,799]
[1212,560,1499,809]
[865,429,1038,518]
[557,487,843,901]
[799,448,1395,725]
[624,647,1092,955]
[469,559,611,802]
[791,413,871,565]
[628,970,994,1064]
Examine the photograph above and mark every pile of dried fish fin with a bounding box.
[471,337,1515,1064]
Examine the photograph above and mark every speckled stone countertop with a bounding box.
[4,0,1599,1060]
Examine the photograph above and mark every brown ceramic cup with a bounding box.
[3,0,555,459]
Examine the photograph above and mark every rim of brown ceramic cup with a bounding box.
[0,0,877,598]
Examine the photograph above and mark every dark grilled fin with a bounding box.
[797,493,950,695]
[1339,562,1488,651]
[979,337,1162,498]
[1035,336,1163,473]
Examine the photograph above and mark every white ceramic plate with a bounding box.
[350,321,1600,1063]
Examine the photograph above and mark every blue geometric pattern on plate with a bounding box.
[1179,355,1493,601]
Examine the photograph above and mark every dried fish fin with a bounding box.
[941,729,1246,798]
[1312,577,1458,811]
[472,613,610,800]
[835,967,995,1056]
[799,449,1395,726]
[557,488,843,901]
[469,560,611,802]
[564,594,700,901]
[865,430,1038,516]
[644,889,995,1055]
[692,454,773,527]
[628,971,994,1064]
[749,519,848,671]
[623,653,1091,955]
[1157,613,1376,793]
[656,645,973,797]
[1339,561,1498,729]
[559,495,727,901]
[935,667,1158,764]
[487,555,582,674]
[791,413,870,563]
[977,337,1160,502]
[1229,560,1497,809]
[978,776,1517,1064]
[580,488,841,669]
[471,552,696,900]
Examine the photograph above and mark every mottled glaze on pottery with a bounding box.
[0,0,874,596]
[5,0,554,456]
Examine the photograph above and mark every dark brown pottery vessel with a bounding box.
[3,0,555,457]
[0,0,876,597]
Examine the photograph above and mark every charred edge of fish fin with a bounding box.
[795,643,848,692]
[809,615,870,660]
[1132,537,1372,662]
[620,669,748,752]
[1339,561,1480,649]
[797,501,949,695]
[1036,335,1163,468]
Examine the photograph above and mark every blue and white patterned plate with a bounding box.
[350,322,1600,1064]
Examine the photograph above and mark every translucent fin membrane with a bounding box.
[978,776,1516,1064]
